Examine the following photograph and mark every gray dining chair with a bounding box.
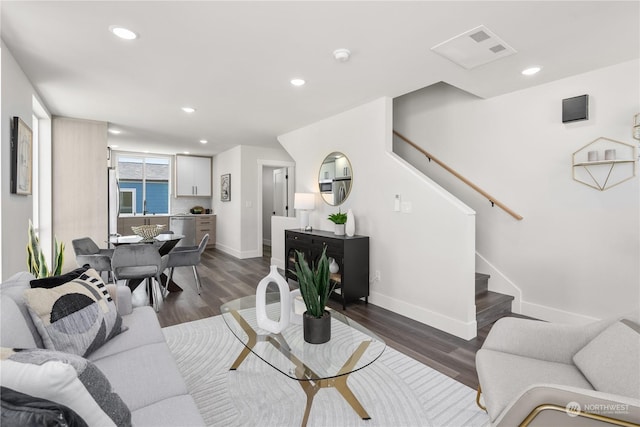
[163,234,209,295]
[71,237,114,282]
[111,244,167,311]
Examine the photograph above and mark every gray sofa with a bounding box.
[476,313,640,426]
[0,271,205,426]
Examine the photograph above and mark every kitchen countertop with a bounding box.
[170,213,216,216]
[118,213,215,218]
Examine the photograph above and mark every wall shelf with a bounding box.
[572,137,637,191]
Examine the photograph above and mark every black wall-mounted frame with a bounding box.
[562,94,589,123]
[10,116,33,195]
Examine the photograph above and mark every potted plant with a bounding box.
[27,220,64,278]
[327,210,347,236]
[291,247,336,344]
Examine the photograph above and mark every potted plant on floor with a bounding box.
[327,210,347,236]
[292,247,336,344]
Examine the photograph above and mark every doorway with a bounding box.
[262,166,291,245]
[257,161,295,257]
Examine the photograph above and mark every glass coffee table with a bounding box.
[221,294,386,426]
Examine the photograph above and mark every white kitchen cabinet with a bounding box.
[334,155,351,178]
[176,155,212,197]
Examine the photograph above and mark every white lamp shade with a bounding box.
[294,193,315,210]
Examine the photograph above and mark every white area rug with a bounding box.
[163,316,489,427]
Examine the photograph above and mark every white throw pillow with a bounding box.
[573,319,640,399]
[0,347,131,426]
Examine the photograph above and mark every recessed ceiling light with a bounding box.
[182,107,196,113]
[522,66,541,76]
[184,151,190,154]
[200,139,208,144]
[109,25,138,40]
[108,129,121,135]
[290,78,306,87]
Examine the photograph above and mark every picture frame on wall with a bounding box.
[10,116,33,195]
[221,173,231,202]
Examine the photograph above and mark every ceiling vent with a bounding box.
[431,25,517,70]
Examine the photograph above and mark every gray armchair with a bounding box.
[163,234,209,294]
[476,312,640,426]
[111,244,167,312]
[72,237,114,281]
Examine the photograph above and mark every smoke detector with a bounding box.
[333,48,351,62]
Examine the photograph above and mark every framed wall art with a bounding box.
[10,116,33,195]
[221,173,231,202]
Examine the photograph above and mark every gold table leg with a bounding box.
[296,340,372,426]
[229,311,257,370]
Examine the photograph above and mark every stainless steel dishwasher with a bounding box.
[170,216,196,247]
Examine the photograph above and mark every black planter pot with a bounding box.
[303,311,331,344]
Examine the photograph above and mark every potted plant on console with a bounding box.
[292,248,336,344]
[328,210,347,236]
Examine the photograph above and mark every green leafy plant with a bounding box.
[327,210,347,225]
[27,220,64,278]
[291,247,336,318]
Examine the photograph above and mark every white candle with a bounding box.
[604,149,616,160]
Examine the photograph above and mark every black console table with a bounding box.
[285,229,369,309]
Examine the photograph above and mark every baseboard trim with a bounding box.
[214,243,241,259]
[369,291,477,340]
[521,301,600,324]
[271,256,285,270]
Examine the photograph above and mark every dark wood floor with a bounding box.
[155,246,499,390]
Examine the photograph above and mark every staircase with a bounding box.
[475,273,514,329]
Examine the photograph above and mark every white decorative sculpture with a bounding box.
[345,209,355,237]
[328,257,339,274]
[255,265,290,333]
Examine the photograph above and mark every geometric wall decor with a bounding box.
[572,137,637,191]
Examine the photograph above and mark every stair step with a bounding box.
[476,290,514,329]
[475,272,490,296]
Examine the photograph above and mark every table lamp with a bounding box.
[294,193,315,231]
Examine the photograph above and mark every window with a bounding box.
[116,155,170,214]
[119,188,136,214]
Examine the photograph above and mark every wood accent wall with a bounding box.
[52,117,108,272]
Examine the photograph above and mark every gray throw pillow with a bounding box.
[573,319,640,398]
[23,269,125,357]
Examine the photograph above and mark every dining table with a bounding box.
[108,233,185,293]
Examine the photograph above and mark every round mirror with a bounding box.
[318,152,352,206]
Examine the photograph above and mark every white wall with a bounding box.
[278,98,478,339]
[213,144,293,258]
[271,215,298,269]
[212,146,242,257]
[394,60,640,323]
[1,41,50,280]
